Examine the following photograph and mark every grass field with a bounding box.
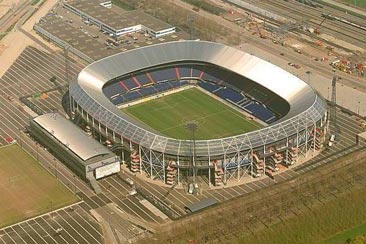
[322,223,366,244]
[123,88,262,139]
[338,0,366,8]
[0,145,78,228]
[140,150,366,244]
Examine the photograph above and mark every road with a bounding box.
[0,0,32,35]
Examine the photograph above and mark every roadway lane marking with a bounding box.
[58,209,100,244]
[99,179,158,223]
[9,226,29,244]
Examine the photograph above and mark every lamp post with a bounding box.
[185,121,198,185]
[73,175,77,194]
[36,144,39,161]
[306,70,311,84]
[54,158,57,179]
[327,87,330,100]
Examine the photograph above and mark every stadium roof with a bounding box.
[33,113,111,161]
[70,40,326,157]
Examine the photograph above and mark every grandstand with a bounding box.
[103,64,281,124]
[70,41,327,186]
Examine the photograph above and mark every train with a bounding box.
[321,13,366,32]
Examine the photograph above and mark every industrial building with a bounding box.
[30,113,120,188]
[64,0,176,38]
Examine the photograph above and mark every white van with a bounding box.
[329,134,335,142]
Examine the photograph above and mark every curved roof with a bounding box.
[33,113,112,162]
[70,40,326,157]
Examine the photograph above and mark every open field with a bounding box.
[322,223,366,244]
[124,88,262,139]
[0,144,78,228]
[139,144,366,244]
[337,0,366,8]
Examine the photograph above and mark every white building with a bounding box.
[64,0,176,38]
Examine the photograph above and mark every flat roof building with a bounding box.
[64,0,176,38]
[30,113,120,192]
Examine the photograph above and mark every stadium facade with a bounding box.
[69,41,327,186]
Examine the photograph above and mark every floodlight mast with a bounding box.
[185,121,198,185]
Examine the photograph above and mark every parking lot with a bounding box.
[0,203,104,244]
[35,4,187,61]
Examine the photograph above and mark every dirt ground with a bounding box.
[0,0,17,19]
[0,0,58,78]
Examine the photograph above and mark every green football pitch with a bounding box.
[123,88,262,140]
[0,144,78,228]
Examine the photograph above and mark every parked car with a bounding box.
[188,183,194,194]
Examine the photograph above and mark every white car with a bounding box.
[188,183,194,194]
[129,189,137,196]
[125,178,134,186]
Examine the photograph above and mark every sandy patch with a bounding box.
[0,0,58,78]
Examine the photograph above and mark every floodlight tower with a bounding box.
[185,121,198,185]
[64,44,72,115]
[330,75,339,134]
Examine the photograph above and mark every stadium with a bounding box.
[69,40,327,186]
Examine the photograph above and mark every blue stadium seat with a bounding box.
[154,82,172,92]
[237,98,249,107]
[111,95,125,105]
[139,86,157,96]
[150,68,177,82]
[191,65,203,78]
[123,91,142,101]
[179,66,192,78]
[198,82,220,93]
[180,80,188,85]
[134,73,152,86]
[244,102,275,123]
[215,88,244,103]
[103,82,127,98]
[123,78,139,90]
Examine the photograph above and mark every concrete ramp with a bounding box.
[87,176,102,194]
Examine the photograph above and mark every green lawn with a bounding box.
[238,186,366,244]
[123,88,262,139]
[338,0,366,8]
[322,223,366,244]
[0,144,78,228]
[31,0,41,6]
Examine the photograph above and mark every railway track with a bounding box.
[262,0,366,47]
[0,0,33,33]
[228,0,366,49]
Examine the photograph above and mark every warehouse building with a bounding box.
[64,0,176,38]
[30,113,120,192]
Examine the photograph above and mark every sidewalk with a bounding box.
[321,0,366,17]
